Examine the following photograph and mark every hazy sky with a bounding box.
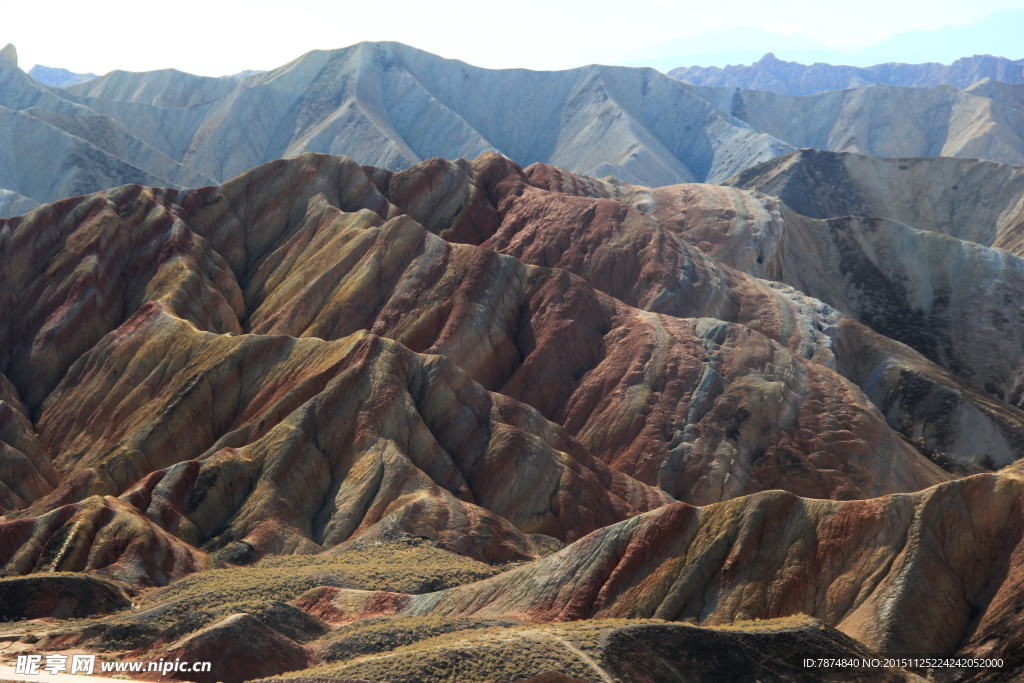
[4,0,1024,76]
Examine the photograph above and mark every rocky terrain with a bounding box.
[0,41,790,214]
[6,40,1024,222]
[2,138,1024,680]
[9,21,1024,683]
[670,52,1024,96]
[681,80,1024,166]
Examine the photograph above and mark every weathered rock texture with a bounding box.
[0,494,219,587]
[2,151,1024,680]
[706,150,1024,413]
[27,303,667,561]
[724,149,1024,253]
[376,154,1024,475]
[1,155,949,520]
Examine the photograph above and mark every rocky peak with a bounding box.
[0,44,17,69]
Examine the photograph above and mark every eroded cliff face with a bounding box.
[371,153,1024,474]
[3,151,1024,682]
[1,155,951,522]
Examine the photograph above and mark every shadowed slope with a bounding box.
[0,372,58,512]
[25,303,670,562]
[724,149,1024,254]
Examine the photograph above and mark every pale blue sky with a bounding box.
[4,0,1024,76]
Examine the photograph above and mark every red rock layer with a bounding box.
[0,153,948,510]
[379,154,1024,474]
[0,372,59,511]
[0,494,217,588]
[306,472,1024,661]
[25,302,669,561]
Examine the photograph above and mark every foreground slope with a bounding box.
[301,471,1024,667]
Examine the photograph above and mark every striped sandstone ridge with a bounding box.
[607,157,1024,413]
[0,494,219,587]
[295,471,1024,663]
[369,154,1024,472]
[16,303,668,563]
[1,155,947,518]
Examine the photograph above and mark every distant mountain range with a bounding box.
[625,9,1024,71]
[0,40,790,212]
[671,52,1024,95]
[3,40,1024,219]
[27,64,97,87]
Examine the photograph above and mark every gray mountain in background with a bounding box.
[4,39,1024,220]
[0,41,791,215]
[622,26,847,73]
[0,188,38,216]
[28,65,97,87]
[670,52,1024,96]
[0,44,217,212]
[681,79,1024,165]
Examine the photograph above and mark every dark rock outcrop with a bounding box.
[0,574,131,619]
[141,613,309,683]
